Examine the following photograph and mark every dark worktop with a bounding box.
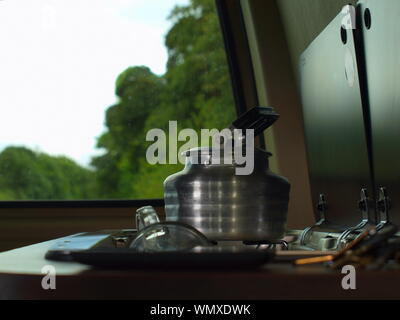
[0,237,399,300]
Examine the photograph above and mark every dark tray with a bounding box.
[71,246,274,269]
[45,230,274,269]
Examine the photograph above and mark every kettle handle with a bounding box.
[230,106,279,138]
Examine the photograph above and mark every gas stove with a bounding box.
[44,226,352,263]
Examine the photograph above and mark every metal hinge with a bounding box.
[299,193,327,246]
[336,188,372,249]
[376,187,391,229]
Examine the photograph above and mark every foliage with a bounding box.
[91,66,165,198]
[0,0,235,200]
[91,0,235,199]
[0,147,96,200]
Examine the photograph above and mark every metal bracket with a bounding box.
[336,188,371,249]
[376,187,391,230]
[299,194,327,246]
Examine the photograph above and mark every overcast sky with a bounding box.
[0,0,188,166]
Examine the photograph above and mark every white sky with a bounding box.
[0,0,189,167]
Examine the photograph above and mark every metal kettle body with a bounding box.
[164,146,290,241]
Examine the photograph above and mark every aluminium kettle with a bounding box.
[163,107,290,241]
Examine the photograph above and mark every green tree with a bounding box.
[92,66,164,198]
[129,0,236,197]
[0,0,235,201]
[0,146,96,200]
[163,0,235,130]
[94,0,235,199]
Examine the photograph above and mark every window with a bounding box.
[0,0,236,200]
